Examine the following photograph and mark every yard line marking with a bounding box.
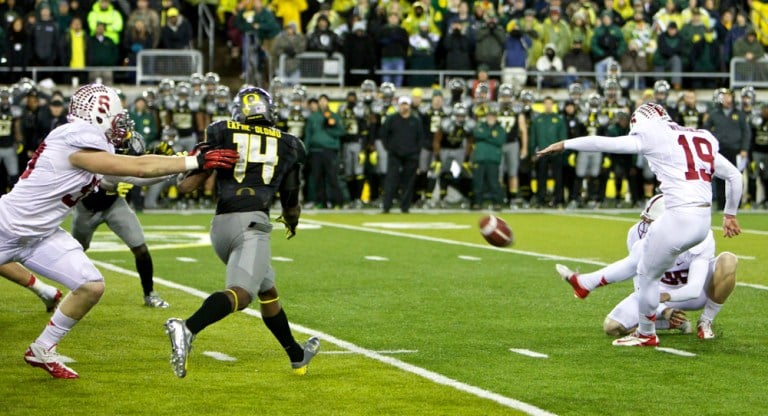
[322,349,419,355]
[272,256,294,262]
[545,211,768,236]
[203,351,238,362]
[655,347,697,357]
[176,257,198,263]
[458,255,482,261]
[509,349,549,358]
[93,260,557,416]
[736,255,756,260]
[364,256,389,261]
[302,219,767,293]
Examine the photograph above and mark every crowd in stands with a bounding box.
[2,0,766,88]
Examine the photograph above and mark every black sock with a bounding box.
[262,309,302,362]
[135,251,154,296]
[186,291,233,335]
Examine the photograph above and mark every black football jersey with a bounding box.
[206,120,306,214]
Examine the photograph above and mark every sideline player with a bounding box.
[164,86,320,378]
[537,102,742,347]
[0,262,62,311]
[0,83,240,379]
[556,195,737,339]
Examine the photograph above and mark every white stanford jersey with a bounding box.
[626,222,715,301]
[0,119,112,237]
[564,119,743,215]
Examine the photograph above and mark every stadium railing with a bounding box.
[136,49,204,85]
[277,52,345,87]
[730,57,768,88]
[197,2,216,73]
[349,68,733,90]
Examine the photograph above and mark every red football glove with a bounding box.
[195,147,241,170]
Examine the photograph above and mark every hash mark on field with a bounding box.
[736,255,756,260]
[322,349,419,355]
[458,255,482,261]
[203,351,238,362]
[509,349,549,358]
[272,256,294,262]
[655,347,697,357]
[94,260,556,416]
[176,257,198,263]
[364,256,389,261]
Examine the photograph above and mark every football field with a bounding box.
[1,210,767,415]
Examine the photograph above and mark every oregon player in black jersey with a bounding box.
[164,86,319,379]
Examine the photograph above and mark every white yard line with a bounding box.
[655,347,697,357]
[322,349,419,355]
[509,349,549,358]
[203,351,238,361]
[93,260,556,416]
[301,219,765,292]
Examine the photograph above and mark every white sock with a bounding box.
[26,275,58,299]
[35,310,79,349]
[655,320,671,330]
[700,299,723,322]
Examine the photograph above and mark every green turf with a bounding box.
[1,210,766,415]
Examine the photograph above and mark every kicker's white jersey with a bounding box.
[626,221,715,295]
[0,119,112,237]
[633,120,718,211]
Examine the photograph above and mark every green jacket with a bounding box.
[529,112,567,155]
[130,109,159,144]
[235,8,281,41]
[305,110,345,151]
[472,122,506,163]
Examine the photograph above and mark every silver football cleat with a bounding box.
[291,336,320,375]
[164,318,194,378]
[145,291,170,308]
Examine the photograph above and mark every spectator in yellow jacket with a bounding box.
[87,0,124,45]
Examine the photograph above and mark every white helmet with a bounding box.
[68,83,131,145]
[630,102,671,130]
[640,194,665,222]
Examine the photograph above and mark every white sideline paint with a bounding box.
[458,255,482,261]
[203,351,238,362]
[364,256,389,261]
[92,260,556,416]
[322,349,419,355]
[655,347,697,357]
[176,257,198,263]
[272,256,294,262]
[301,219,767,293]
[509,349,549,359]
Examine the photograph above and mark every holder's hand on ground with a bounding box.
[536,141,565,158]
[723,215,741,238]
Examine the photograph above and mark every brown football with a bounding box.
[479,215,514,247]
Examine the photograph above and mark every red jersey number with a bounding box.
[677,134,715,182]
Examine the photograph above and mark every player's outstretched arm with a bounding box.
[69,148,240,178]
[177,170,211,194]
[535,140,565,157]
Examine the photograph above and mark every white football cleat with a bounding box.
[24,342,79,379]
[612,331,659,347]
[697,318,715,339]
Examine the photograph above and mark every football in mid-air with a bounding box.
[479,215,514,247]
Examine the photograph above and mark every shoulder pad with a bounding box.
[279,107,291,119]
[597,114,610,126]
[577,113,589,124]
[695,103,707,114]
[465,119,477,131]
[441,118,453,132]
[188,100,201,112]
[10,105,22,118]
[353,106,366,118]
[512,102,524,114]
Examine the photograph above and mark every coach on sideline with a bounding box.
[379,95,425,213]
